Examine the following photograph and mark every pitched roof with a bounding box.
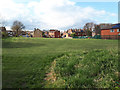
[101,24,114,30]
[111,23,120,29]
[75,30,84,33]
[101,23,120,30]
[49,30,56,31]
[49,30,60,32]
[34,29,42,32]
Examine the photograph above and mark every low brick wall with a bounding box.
[101,35,120,39]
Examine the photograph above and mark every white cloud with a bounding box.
[110,13,117,17]
[6,26,11,30]
[0,0,117,30]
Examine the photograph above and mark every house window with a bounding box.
[110,29,114,32]
[117,29,120,32]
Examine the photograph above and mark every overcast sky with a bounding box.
[0,0,118,31]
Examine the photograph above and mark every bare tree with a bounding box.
[83,22,95,31]
[83,22,95,36]
[94,24,101,35]
[11,20,25,37]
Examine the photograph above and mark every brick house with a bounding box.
[43,30,49,37]
[49,30,60,38]
[67,29,86,37]
[75,30,86,36]
[25,31,34,37]
[62,32,70,38]
[33,28,42,37]
[67,29,75,34]
[101,23,120,39]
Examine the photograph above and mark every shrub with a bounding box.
[70,33,75,37]
[2,32,7,37]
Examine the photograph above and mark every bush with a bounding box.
[2,32,7,37]
[70,33,75,37]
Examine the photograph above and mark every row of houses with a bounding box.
[0,23,120,39]
[32,28,61,38]
[62,29,86,38]
[0,27,61,38]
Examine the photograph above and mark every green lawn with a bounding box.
[2,37,119,88]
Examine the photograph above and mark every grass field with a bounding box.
[2,37,119,88]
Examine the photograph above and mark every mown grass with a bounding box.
[2,37,118,88]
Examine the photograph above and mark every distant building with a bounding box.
[49,30,60,38]
[21,31,26,35]
[75,30,86,36]
[6,30,14,37]
[101,23,120,39]
[62,32,70,38]
[43,30,49,37]
[67,29,75,34]
[92,31,96,37]
[29,31,34,37]
[33,28,42,37]
[67,29,86,37]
